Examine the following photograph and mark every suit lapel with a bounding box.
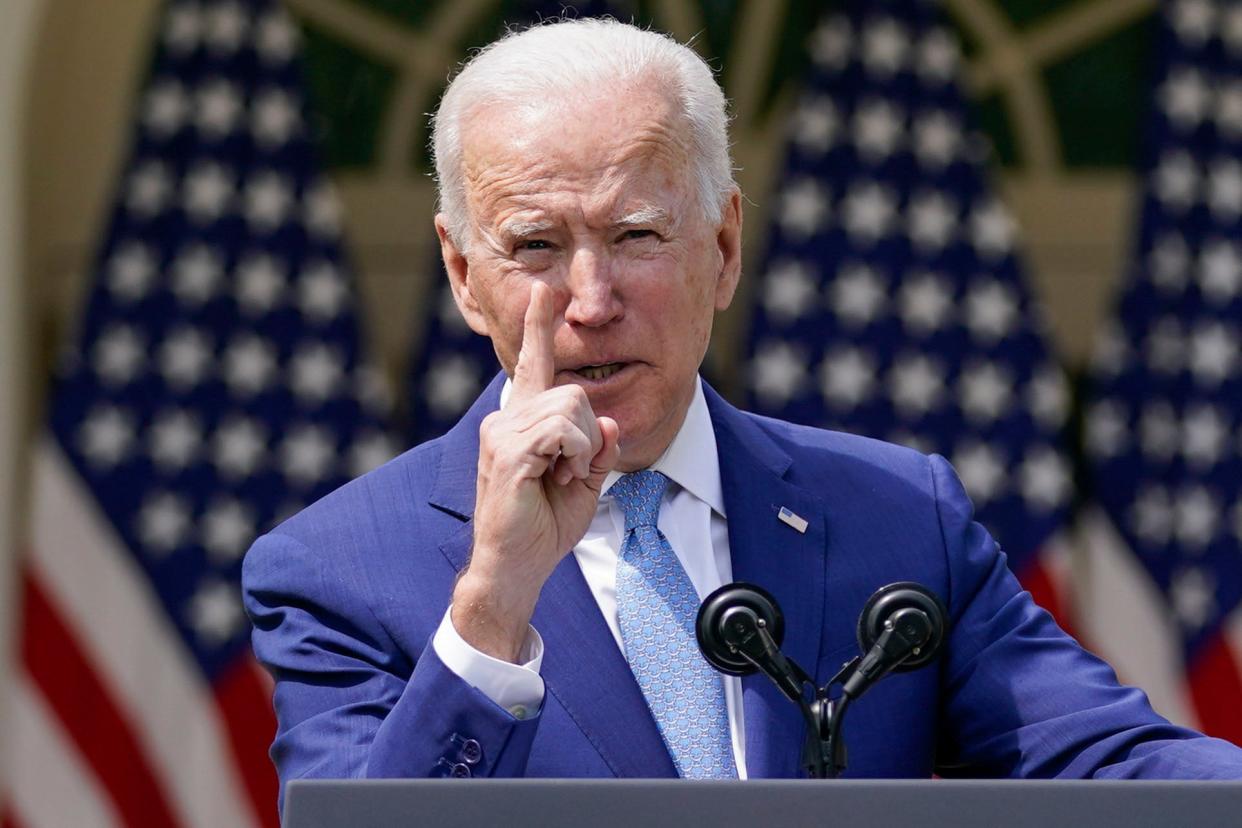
[428,373,677,778]
[705,385,827,780]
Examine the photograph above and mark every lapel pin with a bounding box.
[778,506,808,534]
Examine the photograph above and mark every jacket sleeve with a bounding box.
[241,528,542,810]
[928,454,1242,778]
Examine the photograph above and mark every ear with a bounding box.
[435,214,490,337]
[713,188,743,311]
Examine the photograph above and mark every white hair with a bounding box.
[431,18,735,249]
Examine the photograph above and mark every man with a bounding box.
[243,18,1242,803]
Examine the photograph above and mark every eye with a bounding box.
[618,228,657,242]
[515,239,553,252]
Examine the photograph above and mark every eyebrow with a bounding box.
[498,219,556,240]
[613,205,671,228]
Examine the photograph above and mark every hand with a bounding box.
[451,282,621,662]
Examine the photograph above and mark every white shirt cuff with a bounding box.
[432,605,545,720]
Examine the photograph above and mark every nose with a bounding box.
[562,246,623,328]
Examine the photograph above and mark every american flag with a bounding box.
[407,0,621,443]
[4,1,395,825]
[743,0,1076,627]
[1085,0,1242,744]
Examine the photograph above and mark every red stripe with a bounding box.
[1187,630,1242,744]
[1017,554,1076,639]
[214,655,280,828]
[3,806,28,828]
[20,570,182,828]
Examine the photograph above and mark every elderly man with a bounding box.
[243,18,1242,803]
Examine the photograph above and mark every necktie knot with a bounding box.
[610,470,669,531]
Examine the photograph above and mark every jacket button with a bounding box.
[450,762,472,778]
[460,738,482,765]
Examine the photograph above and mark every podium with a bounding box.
[284,779,1242,827]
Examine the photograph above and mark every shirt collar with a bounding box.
[498,376,725,518]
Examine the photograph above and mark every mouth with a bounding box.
[568,362,629,382]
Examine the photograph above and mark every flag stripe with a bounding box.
[28,440,257,828]
[1187,625,1242,745]
[214,657,281,828]
[21,571,180,827]
[7,674,121,828]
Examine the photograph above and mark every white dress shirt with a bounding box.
[432,377,748,776]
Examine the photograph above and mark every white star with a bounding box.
[304,180,342,240]
[829,262,887,326]
[841,182,896,244]
[107,241,157,302]
[791,96,839,155]
[348,430,399,478]
[77,405,136,469]
[255,8,299,64]
[1149,232,1190,293]
[1085,398,1129,459]
[136,491,192,555]
[1217,80,1242,139]
[749,341,807,407]
[777,177,831,239]
[1189,322,1238,386]
[862,17,908,76]
[93,324,146,387]
[213,417,267,480]
[143,78,188,138]
[1198,238,1242,304]
[1152,150,1199,213]
[1182,403,1230,470]
[243,171,293,231]
[809,17,852,71]
[916,28,958,85]
[907,190,957,252]
[852,99,904,163]
[354,364,394,414]
[1226,5,1242,55]
[964,280,1018,344]
[898,270,952,336]
[818,346,876,410]
[171,244,223,306]
[188,579,247,646]
[205,1,249,55]
[1207,157,1242,220]
[1171,567,1216,632]
[148,408,202,472]
[289,343,344,405]
[201,498,256,563]
[1145,316,1184,374]
[251,87,301,149]
[1139,400,1179,462]
[125,160,173,217]
[887,430,933,455]
[1027,363,1069,430]
[194,78,243,138]
[1019,446,1070,511]
[957,361,1013,425]
[298,260,348,322]
[280,423,337,487]
[182,162,234,224]
[158,326,214,390]
[236,252,286,315]
[223,335,278,397]
[969,201,1015,260]
[912,110,961,169]
[888,353,945,417]
[163,3,202,54]
[424,354,485,418]
[763,259,818,325]
[1171,0,1216,48]
[1159,65,1212,131]
[951,441,1006,504]
[1130,484,1173,545]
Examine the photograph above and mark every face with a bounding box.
[437,82,742,470]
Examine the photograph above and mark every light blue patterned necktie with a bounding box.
[611,470,737,779]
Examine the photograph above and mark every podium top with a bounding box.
[284,778,1242,828]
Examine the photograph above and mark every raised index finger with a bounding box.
[512,281,555,399]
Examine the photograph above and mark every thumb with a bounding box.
[587,416,621,490]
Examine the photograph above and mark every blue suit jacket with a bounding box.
[243,376,1242,801]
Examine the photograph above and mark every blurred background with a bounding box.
[3,0,1240,825]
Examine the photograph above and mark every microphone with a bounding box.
[843,581,948,700]
[696,583,807,702]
